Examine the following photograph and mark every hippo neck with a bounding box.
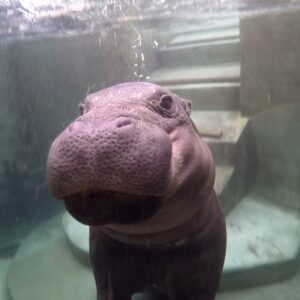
[99,189,218,247]
[99,161,216,246]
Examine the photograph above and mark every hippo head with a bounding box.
[47,82,213,226]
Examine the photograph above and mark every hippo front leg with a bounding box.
[89,209,226,300]
[90,228,154,300]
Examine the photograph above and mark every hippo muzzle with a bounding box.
[48,112,173,224]
[47,82,195,225]
[48,114,172,196]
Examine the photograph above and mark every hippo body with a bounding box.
[47,82,226,300]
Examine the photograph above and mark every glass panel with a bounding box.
[0,1,299,300]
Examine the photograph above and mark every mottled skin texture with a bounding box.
[47,82,226,300]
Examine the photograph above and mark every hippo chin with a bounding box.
[47,82,226,300]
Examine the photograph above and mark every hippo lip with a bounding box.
[63,191,162,225]
[64,190,158,204]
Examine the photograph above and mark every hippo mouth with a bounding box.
[63,191,162,226]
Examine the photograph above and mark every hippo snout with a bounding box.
[47,115,172,201]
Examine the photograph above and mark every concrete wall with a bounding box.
[0,24,158,224]
[8,33,105,142]
[1,24,158,163]
[240,7,300,115]
[0,44,15,163]
[221,104,300,213]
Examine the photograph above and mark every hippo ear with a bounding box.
[181,99,192,116]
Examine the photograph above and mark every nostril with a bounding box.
[68,123,75,132]
[116,118,132,128]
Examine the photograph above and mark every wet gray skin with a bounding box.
[47,82,226,300]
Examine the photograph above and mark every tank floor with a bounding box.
[1,257,299,300]
[2,212,300,300]
[132,268,300,300]
[217,268,300,300]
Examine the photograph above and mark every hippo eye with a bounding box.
[159,94,173,110]
[148,93,178,118]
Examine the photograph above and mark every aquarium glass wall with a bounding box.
[0,1,300,300]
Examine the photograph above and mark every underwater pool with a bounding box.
[0,1,300,300]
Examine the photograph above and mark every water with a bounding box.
[1,1,300,39]
[0,1,300,299]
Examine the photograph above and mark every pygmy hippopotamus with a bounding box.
[47,82,226,300]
